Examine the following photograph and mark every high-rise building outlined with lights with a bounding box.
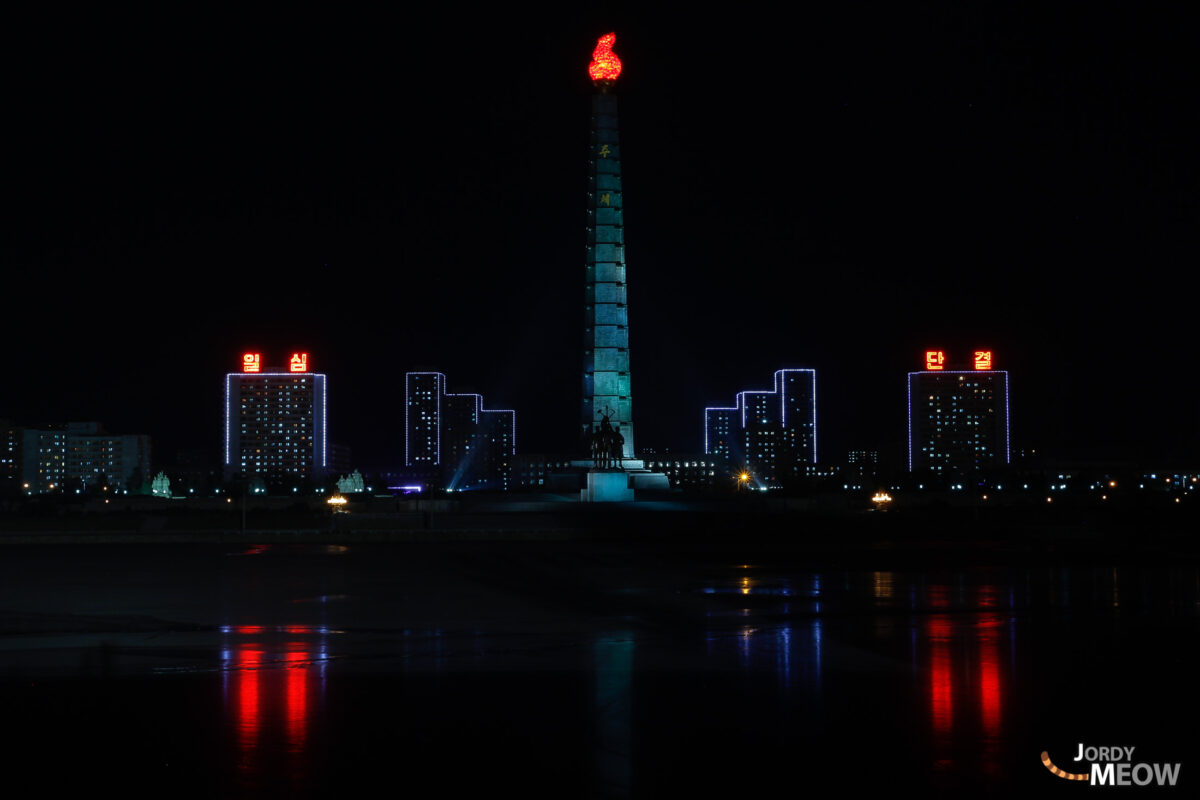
[405,372,515,491]
[908,350,1010,477]
[224,352,326,481]
[704,369,817,485]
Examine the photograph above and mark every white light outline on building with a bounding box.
[706,368,817,464]
[406,372,446,466]
[408,372,515,464]
[906,370,1010,472]
[739,391,773,428]
[775,368,817,463]
[907,373,914,472]
[446,392,483,425]
[703,406,738,454]
[1003,372,1011,464]
[447,393,517,458]
[404,373,411,465]
[225,373,232,465]
[479,408,517,456]
[319,374,327,470]
[225,371,326,476]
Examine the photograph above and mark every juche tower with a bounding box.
[580,33,636,459]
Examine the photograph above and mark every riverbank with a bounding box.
[0,501,1195,567]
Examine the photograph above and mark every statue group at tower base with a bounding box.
[586,408,626,470]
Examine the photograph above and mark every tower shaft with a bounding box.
[581,92,634,457]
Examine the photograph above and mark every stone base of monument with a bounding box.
[568,458,645,470]
[556,459,671,502]
[581,470,635,503]
[628,471,670,491]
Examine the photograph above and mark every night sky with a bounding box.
[4,5,1197,470]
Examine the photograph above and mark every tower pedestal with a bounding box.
[581,471,635,503]
[569,459,671,502]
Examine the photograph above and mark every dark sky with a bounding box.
[4,4,1197,469]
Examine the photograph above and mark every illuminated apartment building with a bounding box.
[13,421,150,494]
[224,352,327,481]
[65,422,151,491]
[405,372,515,490]
[908,350,1010,477]
[2,420,20,494]
[639,453,719,489]
[19,426,67,494]
[704,368,817,486]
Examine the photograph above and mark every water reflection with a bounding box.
[873,570,894,600]
[10,543,1200,797]
[692,560,1200,788]
[221,624,330,789]
[978,613,1003,778]
[699,568,1024,781]
[920,602,1010,778]
[926,614,954,742]
[593,634,633,796]
[910,582,1013,779]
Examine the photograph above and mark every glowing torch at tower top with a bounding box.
[588,33,622,87]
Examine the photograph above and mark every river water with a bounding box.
[0,542,1196,796]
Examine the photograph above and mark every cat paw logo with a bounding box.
[1041,745,1181,787]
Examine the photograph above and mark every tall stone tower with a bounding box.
[581,33,635,459]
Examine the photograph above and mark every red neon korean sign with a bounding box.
[925,350,945,371]
[289,353,309,372]
[242,353,261,373]
[974,350,993,370]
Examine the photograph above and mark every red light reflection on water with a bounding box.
[977,612,1005,780]
[920,585,1009,777]
[926,615,954,737]
[916,585,1012,777]
[978,618,1003,736]
[223,623,326,781]
[283,649,309,750]
[236,648,263,755]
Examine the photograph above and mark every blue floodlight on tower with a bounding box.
[581,33,635,459]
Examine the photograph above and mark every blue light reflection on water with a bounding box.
[202,561,1200,794]
[5,546,1200,796]
[593,633,634,796]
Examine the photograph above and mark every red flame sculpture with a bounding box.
[588,33,622,83]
